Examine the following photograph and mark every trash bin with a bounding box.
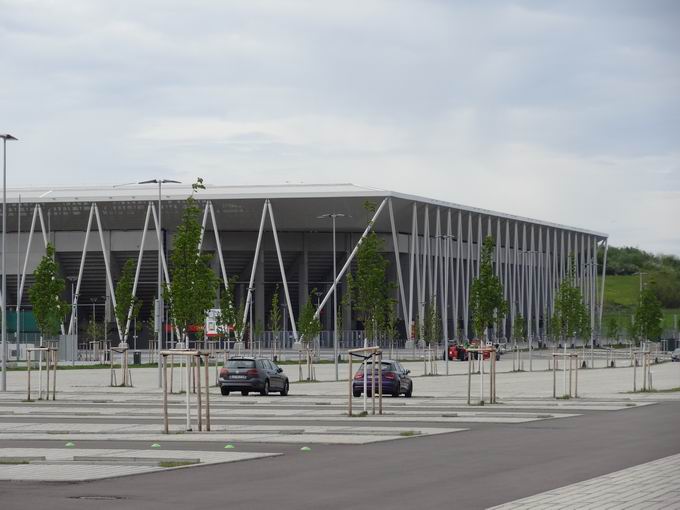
[133,351,142,365]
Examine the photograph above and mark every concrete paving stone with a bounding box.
[2,358,680,401]
[490,453,680,509]
[0,447,283,481]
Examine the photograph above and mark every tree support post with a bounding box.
[27,347,57,401]
[347,347,382,416]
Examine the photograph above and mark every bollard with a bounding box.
[467,353,472,405]
[552,354,557,399]
[204,354,211,431]
[574,354,579,398]
[348,354,353,416]
[163,354,169,434]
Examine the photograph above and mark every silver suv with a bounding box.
[218,357,289,396]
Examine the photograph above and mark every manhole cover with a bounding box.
[70,496,125,501]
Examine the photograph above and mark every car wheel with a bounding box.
[353,390,361,398]
[405,383,413,398]
[260,380,270,396]
[280,381,289,396]
[392,382,400,398]
[220,387,229,396]
[241,390,249,396]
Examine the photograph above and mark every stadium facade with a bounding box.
[0,183,608,351]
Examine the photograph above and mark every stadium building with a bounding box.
[0,183,608,356]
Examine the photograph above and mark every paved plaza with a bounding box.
[0,358,678,508]
[491,453,680,509]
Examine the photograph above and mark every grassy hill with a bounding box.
[602,274,678,331]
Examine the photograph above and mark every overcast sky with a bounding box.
[1,1,678,253]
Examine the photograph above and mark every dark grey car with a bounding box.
[218,357,289,396]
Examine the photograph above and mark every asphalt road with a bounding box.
[1,402,679,510]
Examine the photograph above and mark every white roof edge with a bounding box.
[384,190,609,239]
[2,182,607,239]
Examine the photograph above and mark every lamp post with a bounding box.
[317,213,345,381]
[138,179,180,387]
[436,233,455,376]
[89,297,99,362]
[67,276,77,364]
[248,286,255,356]
[1,133,17,392]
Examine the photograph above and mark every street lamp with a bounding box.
[317,213,345,381]
[435,233,456,376]
[248,286,255,356]
[1,133,18,392]
[67,276,77,364]
[138,179,180,386]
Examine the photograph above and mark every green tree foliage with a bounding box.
[605,316,620,342]
[384,301,398,341]
[470,236,508,341]
[651,268,680,308]
[599,245,680,309]
[29,244,71,339]
[234,301,246,341]
[86,318,105,342]
[269,285,282,336]
[551,257,590,343]
[600,246,656,276]
[633,282,663,342]
[297,290,321,346]
[346,204,391,341]
[114,258,142,342]
[164,181,218,340]
[513,315,526,341]
[423,300,441,346]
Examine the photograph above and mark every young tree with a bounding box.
[297,290,322,380]
[269,286,282,356]
[217,276,239,342]
[605,316,620,344]
[470,236,508,343]
[164,181,218,343]
[114,258,142,344]
[86,318,105,343]
[512,315,526,370]
[384,301,398,358]
[423,299,441,374]
[234,300,246,344]
[625,316,639,345]
[29,244,71,343]
[346,203,391,345]
[551,258,590,347]
[633,282,663,343]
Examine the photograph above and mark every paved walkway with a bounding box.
[0,447,280,481]
[491,453,680,509]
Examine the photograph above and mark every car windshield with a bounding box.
[357,362,395,372]
[227,360,255,369]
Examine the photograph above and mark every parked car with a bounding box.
[352,360,413,398]
[447,342,501,361]
[218,357,289,396]
[672,348,680,362]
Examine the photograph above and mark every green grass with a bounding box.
[399,430,419,437]
[159,460,198,468]
[601,275,679,329]
[603,275,640,308]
